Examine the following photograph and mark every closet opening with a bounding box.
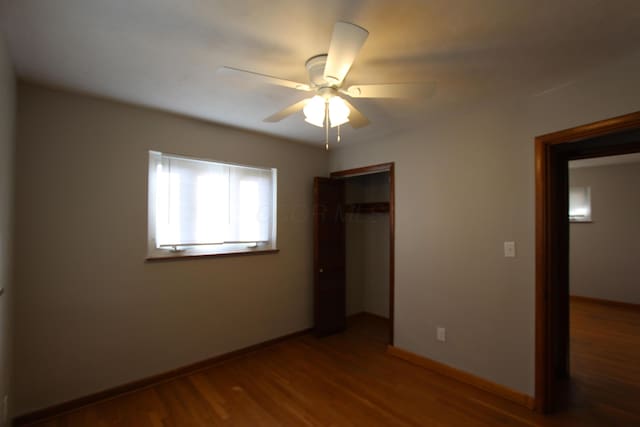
[313,163,394,344]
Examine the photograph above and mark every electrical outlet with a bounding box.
[2,395,7,424]
[437,327,446,342]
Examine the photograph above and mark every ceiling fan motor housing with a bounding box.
[305,54,331,88]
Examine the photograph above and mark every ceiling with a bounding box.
[2,0,640,146]
[570,152,640,169]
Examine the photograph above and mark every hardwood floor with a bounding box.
[26,304,640,426]
[564,298,640,426]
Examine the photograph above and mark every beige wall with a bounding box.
[345,173,390,318]
[330,51,640,396]
[0,34,15,426]
[346,215,390,318]
[570,162,640,304]
[13,83,328,415]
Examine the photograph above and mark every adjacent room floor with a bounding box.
[27,305,639,426]
[567,298,640,426]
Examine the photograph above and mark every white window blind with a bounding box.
[148,151,277,257]
[569,186,591,222]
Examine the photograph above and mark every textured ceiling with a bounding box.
[2,0,640,145]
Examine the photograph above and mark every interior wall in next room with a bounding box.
[345,172,390,318]
[569,160,640,305]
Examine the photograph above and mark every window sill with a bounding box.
[146,248,279,262]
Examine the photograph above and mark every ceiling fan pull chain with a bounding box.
[337,124,341,143]
[325,101,330,150]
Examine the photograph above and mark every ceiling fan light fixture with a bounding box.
[328,96,350,127]
[303,95,350,129]
[303,95,326,128]
[304,117,325,128]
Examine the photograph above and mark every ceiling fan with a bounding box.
[218,21,435,149]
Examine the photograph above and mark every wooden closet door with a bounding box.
[313,177,346,336]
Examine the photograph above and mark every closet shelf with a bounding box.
[345,202,390,214]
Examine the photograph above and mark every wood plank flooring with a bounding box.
[26,302,640,426]
[564,298,640,426]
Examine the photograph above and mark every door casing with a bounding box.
[534,111,640,413]
[330,162,395,345]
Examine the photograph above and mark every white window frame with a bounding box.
[147,151,277,259]
[569,186,592,223]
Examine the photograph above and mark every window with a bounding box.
[569,186,591,222]
[147,151,277,258]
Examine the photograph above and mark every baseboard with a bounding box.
[386,345,535,410]
[571,295,640,311]
[348,311,390,321]
[13,328,311,426]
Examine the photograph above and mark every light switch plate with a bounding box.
[437,327,446,342]
[504,241,516,258]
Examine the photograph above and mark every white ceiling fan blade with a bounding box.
[218,66,311,92]
[342,99,370,129]
[263,98,310,122]
[343,82,436,99]
[323,22,369,85]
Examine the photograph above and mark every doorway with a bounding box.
[534,111,640,413]
[313,163,395,345]
[568,154,640,423]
